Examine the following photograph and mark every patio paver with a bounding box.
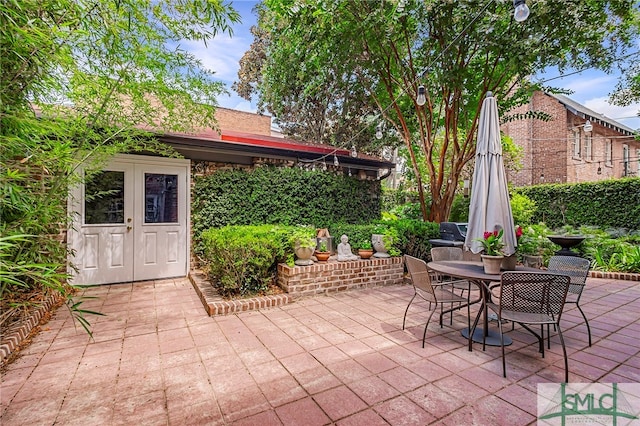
[1,275,639,425]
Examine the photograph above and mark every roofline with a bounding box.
[547,93,638,136]
[159,133,395,170]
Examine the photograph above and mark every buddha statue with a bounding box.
[337,234,359,261]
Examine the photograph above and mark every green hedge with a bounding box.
[192,166,382,240]
[199,225,291,296]
[514,178,640,230]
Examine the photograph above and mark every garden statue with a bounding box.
[337,235,359,261]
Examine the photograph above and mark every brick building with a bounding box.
[502,92,639,186]
[69,107,394,285]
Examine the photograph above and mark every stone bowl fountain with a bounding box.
[547,235,585,256]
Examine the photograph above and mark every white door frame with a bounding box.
[68,154,190,285]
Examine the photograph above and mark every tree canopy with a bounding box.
[235,0,638,221]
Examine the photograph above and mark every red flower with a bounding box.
[515,226,523,239]
[484,231,492,239]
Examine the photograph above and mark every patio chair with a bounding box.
[430,247,474,323]
[471,271,571,382]
[430,247,472,293]
[547,255,592,346]
[403,255,474,348]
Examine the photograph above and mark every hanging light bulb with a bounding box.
[416,85,426,106]
[375,124,383,140]
[351,145,357,158]
[583,120,593,133]
[333,154,339,167]
[513,0,530,22]
[348,168,352,176]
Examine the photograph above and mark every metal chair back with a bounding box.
[499,272,571,320]
[547,255,590,296]
[404,255,437,302]
[546,254,592,346]
[430,247,463,262]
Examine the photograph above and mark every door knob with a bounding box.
[127,226,132,232]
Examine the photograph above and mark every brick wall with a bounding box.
[215,107,271,136]
[504,92,640,186]
[501,101,532,186]
[504,92,568,185]
[277,257,405,299]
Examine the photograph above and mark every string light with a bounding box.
[290,1,536,174]
[416,85,426,106]
[333,154,339,167]
[513,0,530,22]
[287,1,500,167]
[375,124,383,140]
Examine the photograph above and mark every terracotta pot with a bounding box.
[315,251,331,262]
[481,254,504,275]
[358,249,374,259]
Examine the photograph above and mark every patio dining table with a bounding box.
[427,260,538,347]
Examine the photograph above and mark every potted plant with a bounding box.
[517,224,556,268]
[476,229,504,274]
[314,240,331,262]
[290,227,316,266]
[372,225,400,258]
[355,240,374,259]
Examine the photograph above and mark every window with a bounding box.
[572,131,581,158]
[145,173,178,223]
[605,140,612,166]
[585,134,592,161]
[84,171,124,224]
[623,145,629,176]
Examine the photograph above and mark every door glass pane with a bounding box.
[145,173,178,223]
[85,171,125,224]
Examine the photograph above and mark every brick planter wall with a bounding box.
[1,292,64,365]
[277,257,405,299]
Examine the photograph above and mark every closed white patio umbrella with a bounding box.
[464,92,517,256]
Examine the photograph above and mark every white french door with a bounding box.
[69,155,189,285]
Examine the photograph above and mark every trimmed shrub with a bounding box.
[199,225,290,296]
[514,178,640,229]
[386,219,440,260]
[510,192,536,226]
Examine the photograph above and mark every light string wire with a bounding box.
[519,156,640,176]
[296,0,496,165]
[296,1,638,168]
[534,51,640,86]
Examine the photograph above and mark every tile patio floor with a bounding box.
[1,276,639,425]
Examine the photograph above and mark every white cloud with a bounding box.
[181,31,251,83]
[583,97,640,130]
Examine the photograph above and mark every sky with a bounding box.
[201,1,640,131]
